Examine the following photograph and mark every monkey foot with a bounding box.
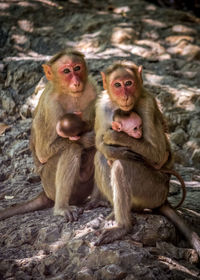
[54,205,83,222]
[95,227,128,246]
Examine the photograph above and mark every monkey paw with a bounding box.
[53,206,83,222]
[95,227,128,246]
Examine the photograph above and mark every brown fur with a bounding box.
[93,61,200,256]
[0,49,98,221]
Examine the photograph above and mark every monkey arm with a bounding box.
[103,128,166,164]
[95,127,143,162]
[79,130,95,149]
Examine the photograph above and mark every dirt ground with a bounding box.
[0,0,200,279]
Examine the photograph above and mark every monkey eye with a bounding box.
[133,127,138,131]
[114,82,121,88]
[74,66,81,71]
[125,81,132,86]
[63,68,70,74]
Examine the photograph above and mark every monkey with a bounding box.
[108,109,186,208]
[92,60,200,256]
[56,112,90,141]
[0,49,99,221]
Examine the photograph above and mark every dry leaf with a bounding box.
[0,123,10,136]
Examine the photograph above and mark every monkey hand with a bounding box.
[53,206,83,222]
[122,150,145,162]
[69,136,81,141]
[95,226,128,246]
[103,144,144,163]
[79,131,95,148]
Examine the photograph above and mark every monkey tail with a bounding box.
[0,191,53,220]
[160,168,186,209]
[159,203,200,257]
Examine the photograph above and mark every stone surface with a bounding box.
[0,0,200,279]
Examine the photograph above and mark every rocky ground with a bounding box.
[0,0,200,279]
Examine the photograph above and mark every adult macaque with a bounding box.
[109,109,186,208]
[93,61,200,256]
[56,112,90,141]
[0,49,98,221]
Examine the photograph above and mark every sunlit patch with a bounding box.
[142,18,167,28]
[12,34,28,45]
[113,6,130,14]
[145,4,157,11]
[144,73,163,85]
[0,3,9,9]
[18,20,33,32]
[172,25,197,34]
[69,0,80,3]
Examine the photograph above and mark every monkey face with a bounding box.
[107,67,140,111]
[53,55,87,97]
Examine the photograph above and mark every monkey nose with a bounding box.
[74,81,80,87]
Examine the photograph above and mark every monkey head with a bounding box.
[42,50,88,97]
[101,62,143,111]
[112,111,143,139]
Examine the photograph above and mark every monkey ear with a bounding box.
[138,65,143,84]
[42,64,53,81]
[101,72,107,90]
[112,121,122,132]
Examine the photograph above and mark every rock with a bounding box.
[77,267,95,280]
[170,128,188,146]
[1,91,16,114]
[188,118,200,138]
[96,264,127,280]
[7,139,29,158]
[191,149,200,167]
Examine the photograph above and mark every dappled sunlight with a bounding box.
[35,0,60,8]
[0,3,10,9]
[18,19,34,32]
[142,18,167,28]
[112,5,130,15]
[15,250,47,264]
[69,0,80,4]
[145,73,164,85]
[4,54,51,62]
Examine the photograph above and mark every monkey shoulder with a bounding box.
[135,92,156,120]
[96,92,116,125]
[88,75,101,96]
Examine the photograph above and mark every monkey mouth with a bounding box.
[70,90,83,97]
[120,104,133,111]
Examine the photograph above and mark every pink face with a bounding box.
[53,55,87,96]
[121,112,142,139]
[108,68,139,111]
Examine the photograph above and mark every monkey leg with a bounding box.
[54,144,83,221]
[0,191,53,220]
[96,159,132,245]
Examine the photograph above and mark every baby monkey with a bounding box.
[56,112,90,140]
[110,109,169,170]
